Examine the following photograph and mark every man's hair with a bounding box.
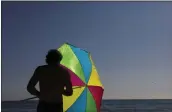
[46,49,63,65]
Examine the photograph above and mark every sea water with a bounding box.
[2,99,172,112]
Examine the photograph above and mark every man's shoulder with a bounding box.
[40,65,48,67]
[59,65,68,72]
[35,65,47,70]
[58,65,70,76]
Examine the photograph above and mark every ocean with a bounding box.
[2,99,172,112]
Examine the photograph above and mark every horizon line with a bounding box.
[2,98,172,102]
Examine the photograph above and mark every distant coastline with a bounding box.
[2,99,172,102]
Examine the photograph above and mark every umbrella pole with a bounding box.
[20,96,37,101]
[21,86,83,101]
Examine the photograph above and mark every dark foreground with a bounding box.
[2,99,172,112]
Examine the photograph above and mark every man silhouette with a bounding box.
[27,49,73,112]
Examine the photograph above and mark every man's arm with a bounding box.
[27,67,40,98]
[63,70,73,96]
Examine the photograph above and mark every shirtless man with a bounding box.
[27,49,73,112]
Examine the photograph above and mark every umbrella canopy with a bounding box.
[58,43,104,112]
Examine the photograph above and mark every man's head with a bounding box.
[46,49,63,65]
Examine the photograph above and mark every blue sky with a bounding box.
[2,2,172,101]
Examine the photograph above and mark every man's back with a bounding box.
[27,64,73,103]
[27,49,73,112]
[39,65,69,103]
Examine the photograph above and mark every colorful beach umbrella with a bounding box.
[58,43,104,112]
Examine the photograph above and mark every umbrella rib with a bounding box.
[65,42,90,54]
[87,53,93,86]
[85,88,87,112]
[69,45,86,83]
[66,86,85,112]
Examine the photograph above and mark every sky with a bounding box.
[2,2,172,101]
